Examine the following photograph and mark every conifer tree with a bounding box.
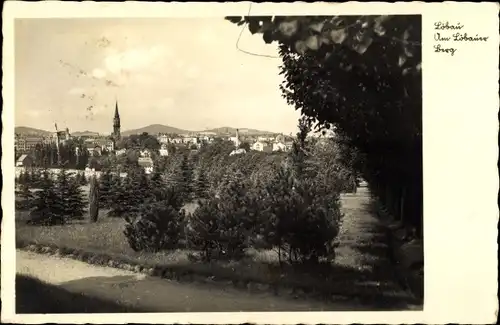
[149,167,166,202]
[29,169,41,188]
[194,166,209,200]
[29,169,65,225]
[15,182,34,211]
[17,170,26,186]
[98,169,115,209]
[79,172,88,186]
[55,168,86,221]
[109,175,130,218]
[179,153,194,202]
[66,174,87,219]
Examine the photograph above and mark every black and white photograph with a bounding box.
[1,2,498,324]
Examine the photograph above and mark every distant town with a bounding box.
[15,100,333,174]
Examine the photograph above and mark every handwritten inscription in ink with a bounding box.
[433,21,489,56]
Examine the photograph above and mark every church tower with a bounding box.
[113,100,121,141]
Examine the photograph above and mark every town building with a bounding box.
[115,148,127,156]
[138,157,154,174]
[15,136,47,152]
[139,149,152,158]
[251,141,272,152]
[272,142,287,152]
[16,154,33,167]
[159,143,169,157]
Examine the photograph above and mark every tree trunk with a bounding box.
[89,175,99,222]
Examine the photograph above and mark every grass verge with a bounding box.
[16,214,420,310]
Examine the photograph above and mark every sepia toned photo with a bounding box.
[12,13,424,314]
[2,2,498,324]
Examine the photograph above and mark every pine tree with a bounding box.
[124,200,183,252]
[98,169,115,209]
[89,174,99,222]
[17,170,26,186]
[179,153,194,202]
[79,172,88,186]
[109,176,129,218]
[15,183,34,211]
[66,175,87,219]
[109,169,146,218]
[149,168,166,202]
[29,169,65,225]
[29,169,41,188]
[55,168,86,221]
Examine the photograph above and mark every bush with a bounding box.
[123,200,183,253]
[187,172,260,261]
[260,163,342,265]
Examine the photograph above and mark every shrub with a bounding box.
[123,200,183,253]
[261,165,342,265]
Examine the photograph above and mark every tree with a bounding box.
[109,167,150,218]
[15,183,34,211]
[194,166,209,200]
[225,15,421,76]
[79,172,88,186]
[227,15,423,237]
[108,176,130,218]
[89,174,99,223]
[239,141,251,151]
[187,168,262,261]
[123,200,183,253]
[55,168,86,221]
[98,169,115,209]
[149,167,167,202]
[179,153,194,202]
[28,169,65,225]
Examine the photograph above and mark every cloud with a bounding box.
[68,87,86,96]
[185,66,200,80]
[103,46,167,75]
[92,68,107,79]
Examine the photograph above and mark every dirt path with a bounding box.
[17,250,355,312]
[335,188,419,307]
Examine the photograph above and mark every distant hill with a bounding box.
[199,127,276,136]
[16,124,277,138]
[121,124,191,136]
[71,131,100,137]
[122,124,276,136]
[15,126,52,136]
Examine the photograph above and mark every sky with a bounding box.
[15,18,301,135]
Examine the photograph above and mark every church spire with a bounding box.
[113,99,121,141]
[114,100,120,119]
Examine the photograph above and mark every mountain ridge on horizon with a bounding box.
[15,124,279,137]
